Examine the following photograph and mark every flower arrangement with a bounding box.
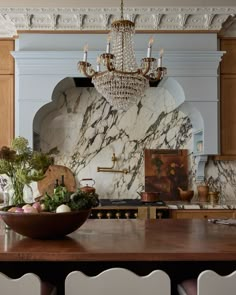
[151,156,163,177]
[0,137,53,205]
[167,162,185,177]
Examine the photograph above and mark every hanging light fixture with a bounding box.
[78,0,167,111]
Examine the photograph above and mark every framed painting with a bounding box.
[144,149,188,201]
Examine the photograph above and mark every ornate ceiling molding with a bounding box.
[0,13,17,36]
[0,6,236,36]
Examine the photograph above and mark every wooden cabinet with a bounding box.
[91,206,235,220]
[220,39,236,74]
[216,38,236,159]
[0,39,14,147]
[220,74,236,155]
[0,40,14,75]
[170,209,235,219]
[0,75,14,146]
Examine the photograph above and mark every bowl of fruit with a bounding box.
[0,187,99,239]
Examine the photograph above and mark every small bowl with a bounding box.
[0,208,91,239]
[179,190,194,202]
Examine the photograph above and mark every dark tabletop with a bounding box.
[0,218,236,262]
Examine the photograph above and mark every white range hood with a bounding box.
[12,33,223,183]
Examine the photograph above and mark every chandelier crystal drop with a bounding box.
[78,0,167,111]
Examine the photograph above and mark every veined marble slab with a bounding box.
[39,86,192,200]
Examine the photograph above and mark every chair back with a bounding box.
[198,270,236,295]
[65,267,171,295]
[0,272,41,295]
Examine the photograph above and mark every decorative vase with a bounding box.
[208,191,219,204]
[11,179,25,205]
[3,191,10,206]
[197,185,209,203]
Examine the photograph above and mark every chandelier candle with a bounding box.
[147,37,154,58]
[83,44,88,62]
[157,49,164,67]
[106,35,111,54]
[96,56,101,72]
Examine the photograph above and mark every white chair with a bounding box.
[0,272,56,295]
[177,270,236,295]
[65,267,171,295]
[198,270,236,295]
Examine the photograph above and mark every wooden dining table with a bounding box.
[0,218,236,294]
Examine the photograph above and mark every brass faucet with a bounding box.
[97,153,129,174]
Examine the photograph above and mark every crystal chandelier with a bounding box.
[78,0,167,111]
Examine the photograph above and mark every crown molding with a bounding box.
[0,6,236,36]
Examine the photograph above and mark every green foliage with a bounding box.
[0,136,53,205]
[151,157,163,174]
[41,187,99,212]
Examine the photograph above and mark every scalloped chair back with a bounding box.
[177,270,236,295]
[0,272,56,295]
[65,267,171,295]
[198,270,236,295]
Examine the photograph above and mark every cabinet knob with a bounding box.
[134,212,138,218]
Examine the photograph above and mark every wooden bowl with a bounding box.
[0,208,91,239]
[179,190,194,202]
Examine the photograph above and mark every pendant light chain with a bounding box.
[121,0,124,20]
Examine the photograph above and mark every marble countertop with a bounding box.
[166,202,236,210]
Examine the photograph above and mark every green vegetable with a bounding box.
[40,186,99,212]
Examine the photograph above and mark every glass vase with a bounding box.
[11,179,25,205]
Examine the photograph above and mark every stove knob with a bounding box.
[115,212,121,219]
[106,212,112,219]
[125,212,130,219]
[97,212,103,219]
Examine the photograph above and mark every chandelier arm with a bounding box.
[106,59,115,71]
[101,53,116,71]
[144,68,164,81]
[78,61,96,78]
[140,57,156,76]
[141,63,151,76]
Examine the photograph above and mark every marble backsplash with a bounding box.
[35,86,236,203]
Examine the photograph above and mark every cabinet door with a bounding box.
[171,210,234,219]
[0,75,14,146]
[0,41,14,74]
[221,39,236,74]
[220,75,236,155]
[216,38,236,159]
